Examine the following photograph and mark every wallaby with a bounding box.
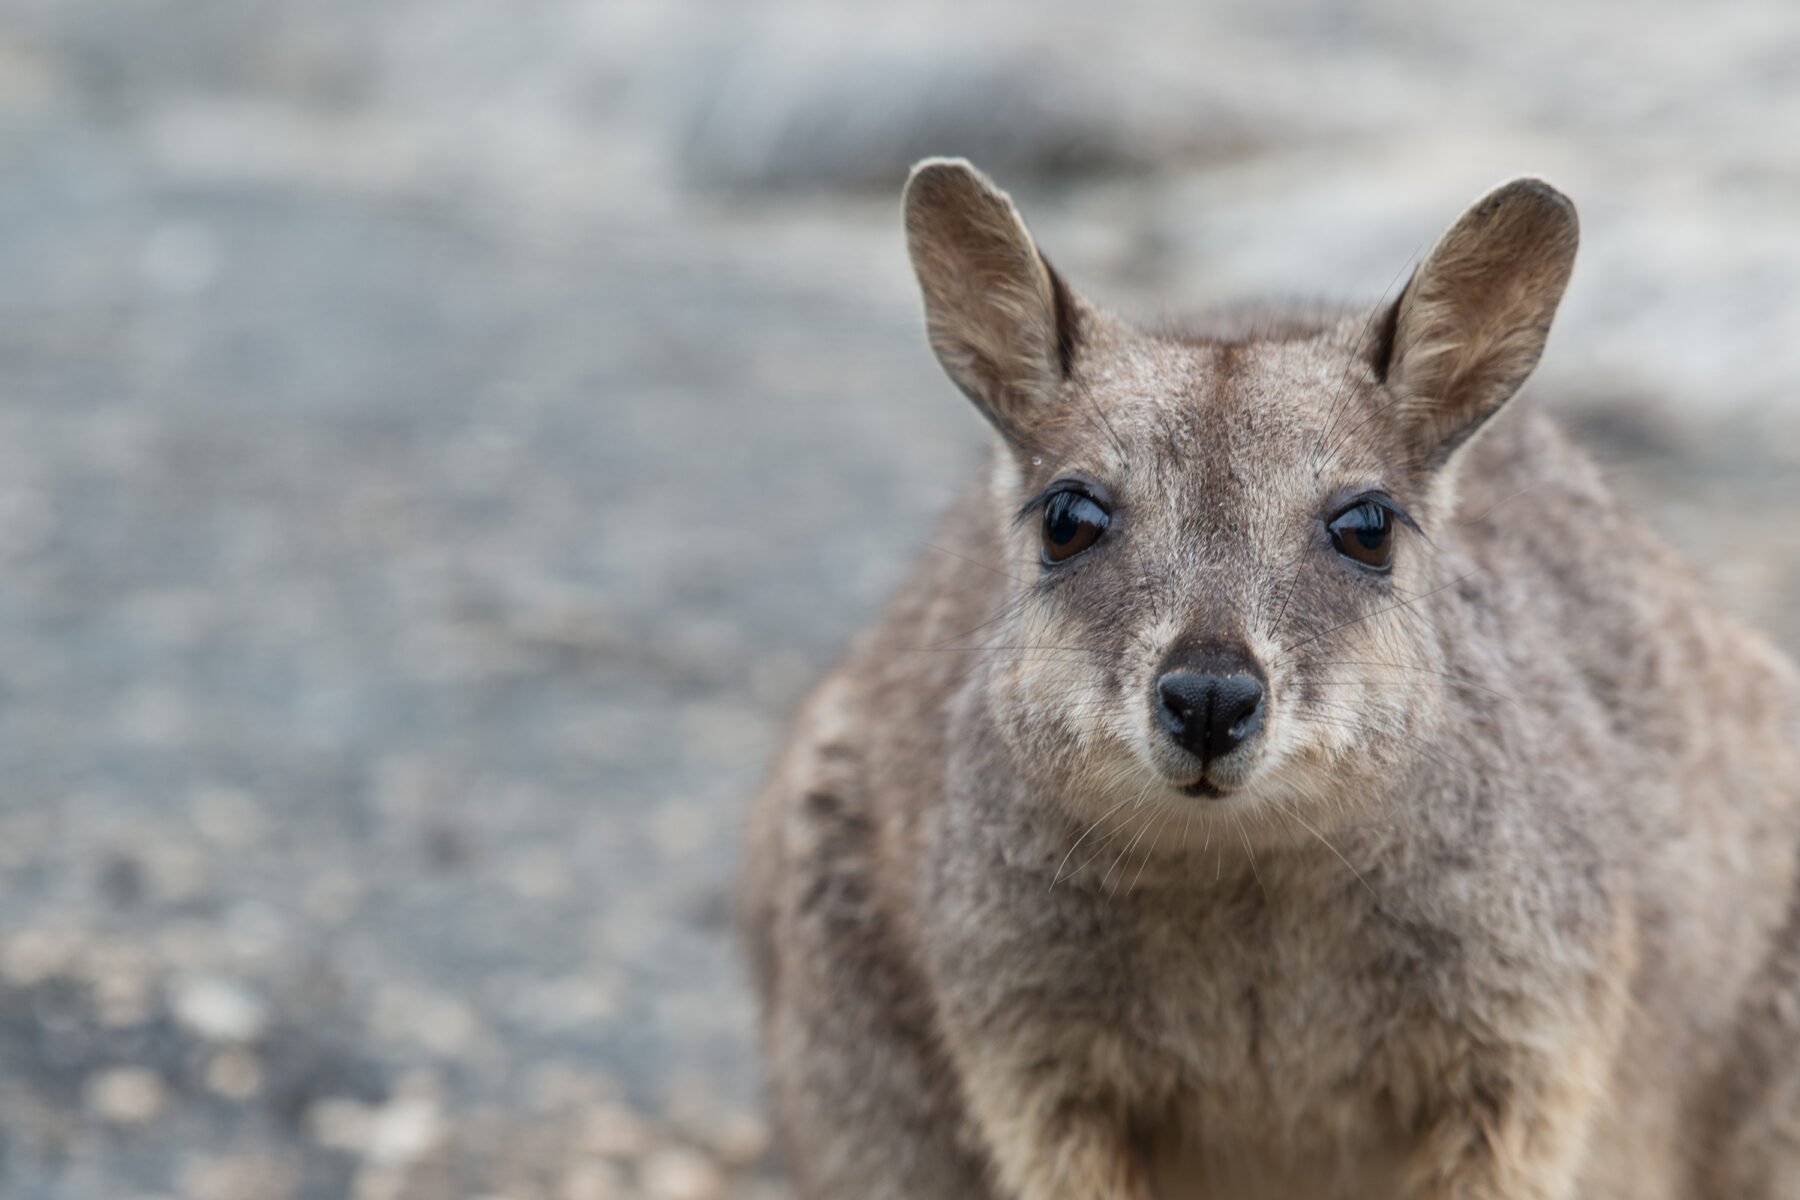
[740,159,1800,1199]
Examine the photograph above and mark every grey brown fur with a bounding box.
[741,159,1800,1199]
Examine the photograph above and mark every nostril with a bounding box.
[1155,671,1265,762]
[1156,674,1203,735]
[1212,675,1265,747]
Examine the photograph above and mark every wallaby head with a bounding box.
[904,158,1578,836]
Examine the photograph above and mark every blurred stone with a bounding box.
[142,842,213,906]
[646,799,713,860]
[638,1145,725,1200]
[678,45,1194,191]
[181,1154,299,1200]
[373,983,482,1056]
[3,928,83,986]
[581,1104,651,1162]
[506,976,618,1034]
[205,1048,265,1100]
[364,1095,444,1167]
[172,975,270,1043]
[675,703,773,771]
[310,1094,444,1167]
[527,1062,614,1114]
[85,1067,166,1125]
[302,870,366,926]
[223,902,288,962]
[710,1113,771,1168]
[0,33,55,111]
[0,485,50,559]
[191,786,267,848]
[732,1184,792,1200]
[92,962,155,1029]
[113,686,192,747]
[421,819,476,871]
[349,1165,405,1200]
[749,650,814,706]
[501,845,572,900]
[505,582,619,652]
[371,756,444,826]
[559,1162,624,1200]
[97,852,146,908]
[308,1097,375,1154]
[140,221,223,297]
[124,589,219,647]
[154,919,229,971]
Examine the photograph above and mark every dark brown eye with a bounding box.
[1327,500,1393,570]
[1042,490,1109,563]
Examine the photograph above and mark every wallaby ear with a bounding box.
[903,158,1076,440]
[1381,178,1578,472]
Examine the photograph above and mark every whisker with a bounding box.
[1101,782,1161,895]
[904,643,1129,658]
[1232,812,1267,904]
[1276,569,1477,663]
[1458,481,1543,527]
[1308,248,1421,471]
[920,541,1032,586]
[1125,808,1173,895]
[917,588,1037,650]
[1051,793,1137,889]
[1272,798,1380,906]
[1070,372,1129,463]
[1269,545,1311,640]
[1065,800,1154,884]
[1298,703,1481,778]
[1305,661,1521,707]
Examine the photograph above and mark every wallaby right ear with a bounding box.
[1381,178,1579,473]
[903,158,1075,440]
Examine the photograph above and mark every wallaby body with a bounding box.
[741,161,1800,1199]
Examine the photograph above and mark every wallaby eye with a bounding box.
[1042,490,1110,563]
[1327,500,1393,570]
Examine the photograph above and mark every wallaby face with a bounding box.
[904,160,1576,834]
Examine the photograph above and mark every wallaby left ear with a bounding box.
[1381,178,1579,472]
[903,158,1077,443]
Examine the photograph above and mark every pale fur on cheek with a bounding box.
[980,599,1163,808]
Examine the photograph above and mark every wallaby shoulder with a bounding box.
[1451,404,1799,784]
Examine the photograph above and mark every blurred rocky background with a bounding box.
[0,1,1794,1197]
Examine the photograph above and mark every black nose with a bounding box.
[1156,671,1265,761]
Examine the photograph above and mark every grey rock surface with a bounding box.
[0,1,1794,1196]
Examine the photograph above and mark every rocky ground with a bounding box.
[0,1,1794,1197]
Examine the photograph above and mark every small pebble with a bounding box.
[638,1146,725,1200]
[559,1162,624,1200]
[365,1095,443,1166]
[181,1154,296,1200]
[308,1095,443,1167]
[582,1104,650,1161]
[710,1112,771,1167]
[3,927,80,985]
[308,1098,373,1154]
[93,965,154,1029]
[191,785,265,847]
[85,1067,166,1125]
[205,1048,265,1100]
[172,976,269,1043]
